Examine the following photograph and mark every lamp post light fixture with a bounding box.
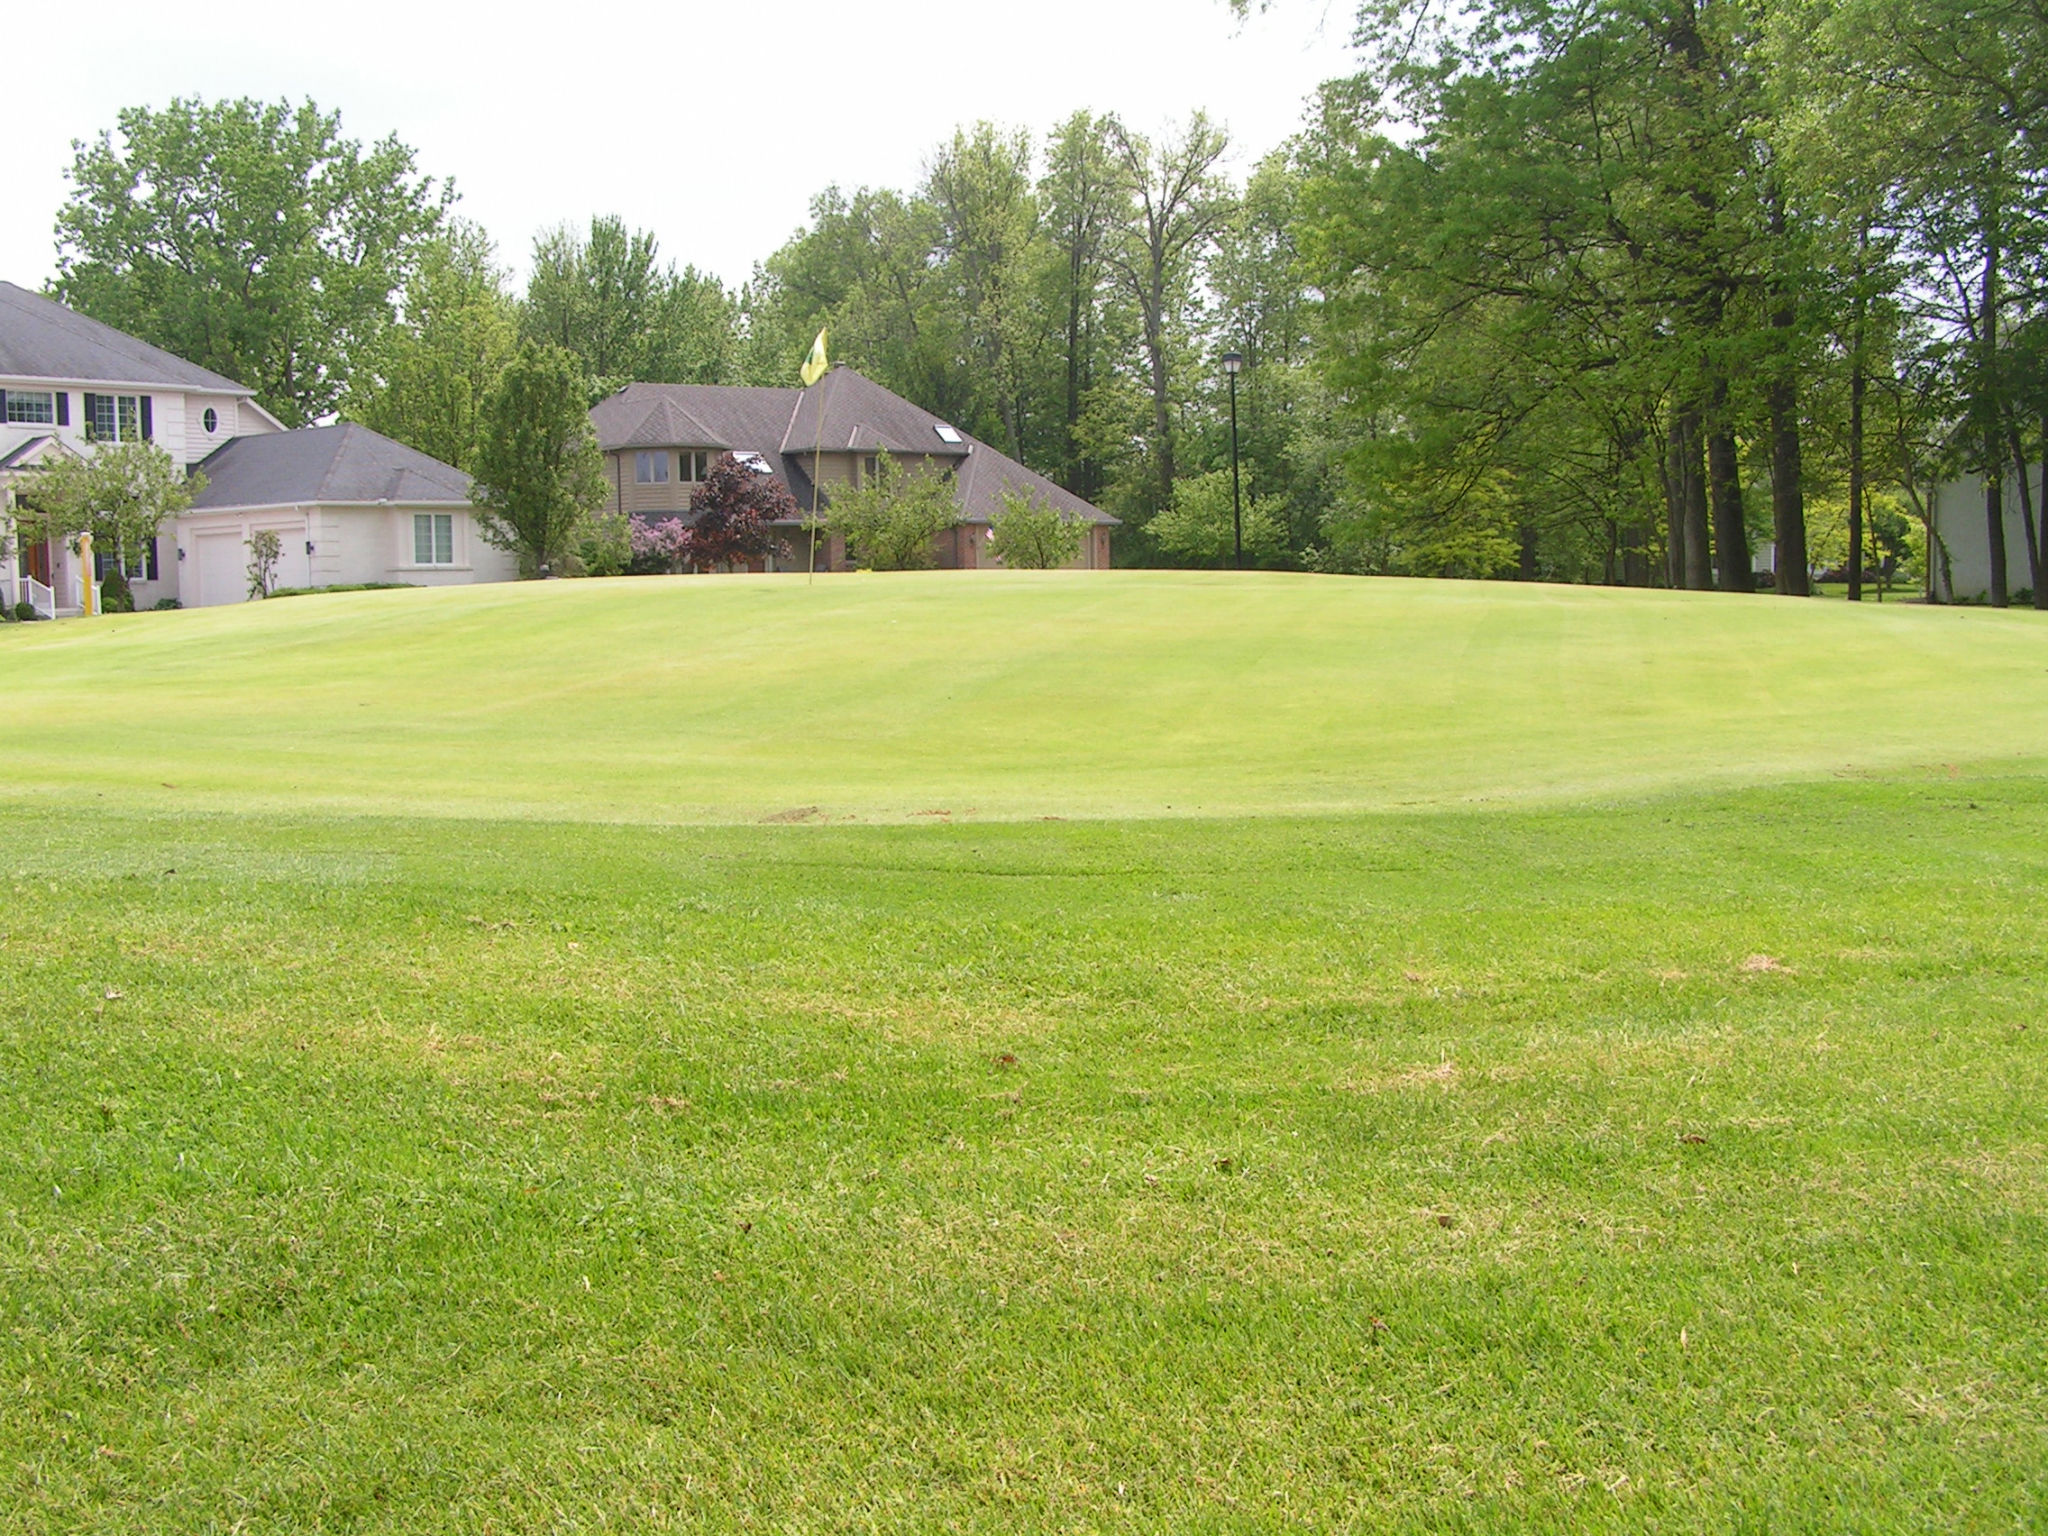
[1221,350,1244,569]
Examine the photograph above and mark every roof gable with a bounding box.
[0,282,254,394]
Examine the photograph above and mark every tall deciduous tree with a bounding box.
[54,97,449,427]
[470,342,608,577]
[1038,113,1133,501]
[1105,113,1233,518]
[523,215,739,396]
[344,221,516,472]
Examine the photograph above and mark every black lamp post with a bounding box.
[1222,351,1244,568]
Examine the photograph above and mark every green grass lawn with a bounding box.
[2,576,2044,1531]
[5,571,2048,821]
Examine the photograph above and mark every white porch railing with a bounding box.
[24,575,55,620]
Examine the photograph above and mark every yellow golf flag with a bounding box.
[800,329,829,387]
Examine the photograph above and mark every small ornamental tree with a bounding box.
[470,340,607,576]
[686,453,794,570]
[20,439,200,569]
[246,528,282,599]
[988,486,1086,569]
[827,450,959,570]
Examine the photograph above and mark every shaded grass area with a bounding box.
[2,775,2043,1531]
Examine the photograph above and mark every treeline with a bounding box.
[48,3,2048,597]
[1298,0,2048,603]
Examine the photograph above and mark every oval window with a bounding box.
[203,407,219,433]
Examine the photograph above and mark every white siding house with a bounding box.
[1,282,513,615]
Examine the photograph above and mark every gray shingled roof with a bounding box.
[950,436,1114,525]
[780,367,972,458]
[590,382,798,455]
[593,367,1116,529]
[0,282,252,393]
[189,423,470,511]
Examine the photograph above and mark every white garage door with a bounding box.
[191,519,310,606]
[193,531,246,608]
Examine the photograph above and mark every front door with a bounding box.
[22,536,50,586]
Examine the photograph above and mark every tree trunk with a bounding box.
[2007,419,2040,599]
[1143,289,1174,515]
[2037,414,2048,610]
[1767,371,1808,595]
[1707,386,1752,592]
[1765,191,1809,595]
[1981,193,2009,608]
[1848,349,1865,601]
[1520,522,1541,581]
[1663,419,1685,588]
[1680,407,1713,590]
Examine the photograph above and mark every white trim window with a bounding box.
[89,393,142,442]
[634,450,670,484]
[413,513,455,565]
[5,390,55,425]
[681,450,711,482]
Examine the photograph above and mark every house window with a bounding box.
[413,513,454,565]
[88,393,143,442]
[634,450,670,484]
[121,540,150,582]
[680,450,711,482]
[203,407,218,434]
[5,391,55,425]
[863,455,879,484]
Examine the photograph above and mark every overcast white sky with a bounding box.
[0,0,1355,295]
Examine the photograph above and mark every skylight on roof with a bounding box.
[934,424,963,444]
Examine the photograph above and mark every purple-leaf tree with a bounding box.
[688,453,795,570]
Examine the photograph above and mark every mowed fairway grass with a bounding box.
[2,574,2045,1532]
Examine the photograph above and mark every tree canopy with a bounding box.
[55,97,450,427]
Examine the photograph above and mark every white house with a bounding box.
[0,281,508,612]
[177,425,516,604]
[1928,470,2043,604]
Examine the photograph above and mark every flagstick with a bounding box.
[808,355,823,587]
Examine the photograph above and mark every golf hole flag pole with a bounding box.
[801,330,828,583]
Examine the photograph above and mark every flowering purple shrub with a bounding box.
[630,516,693,573]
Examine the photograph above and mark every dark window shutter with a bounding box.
[146,538,160,582]
[81,393,97,439]
[95,549,110,580]
[55,391,68,427]
[0,390,8,421]
[140,396,153,440]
